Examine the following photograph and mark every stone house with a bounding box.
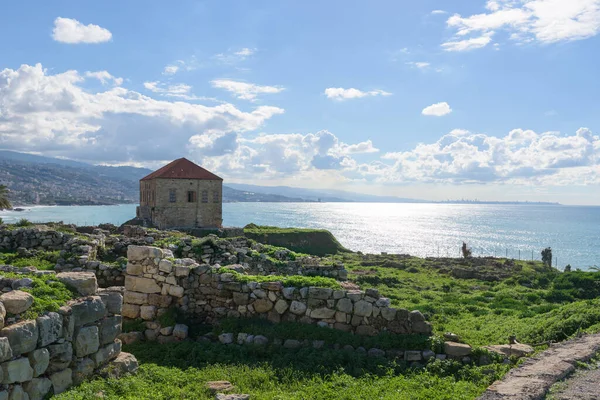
[136,158,223,229]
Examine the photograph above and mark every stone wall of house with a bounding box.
[0,267,137,399]
[122,246,432,341]
[138,178,223,229]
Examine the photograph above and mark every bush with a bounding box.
[15,218,33,227]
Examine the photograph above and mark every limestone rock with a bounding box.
[444,341,472,357]
[253,335,268,346]
[308,287,332,300]
[353,300,373,317]
[124,291,148,305]
[7,385,28,400]
[56,272,98,296]
[206,381,234,394]
[122,303,140,319]
[23,377,52,400]
[98,290,123,315]
[49,368,72,395]
[219,333,234,344]
[274,300,289,314]
[173,324,188,340]
[289,301,307,315]
[36,312,62,347]
[0,320,38,356]
[99,316,122,345]
[1,358,33,384]
[72,357,95,385]
[404,351,422,361]
[253,299,273,313]
[0,337,12,363]
[100,352,138,378]
[70,296,107,327]
[215,394,250,400]
[336,298,353,313]
[0,291,34,315]
[0,302,5,330]
[140,305,157,320]
[27,349,49,378]
[118,332,143,345]
[91,341,122,367]
[283,339,301,349]
[310,308,335,319]
[74,326,100,357]
[127,245,149,262]
[125,276,161,294]
[484,343,534,358]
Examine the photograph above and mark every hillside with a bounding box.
[0,151,309,206]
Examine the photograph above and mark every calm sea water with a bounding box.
[1,203,599,269]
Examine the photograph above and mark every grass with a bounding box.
[0,271,76,320]
[58,341,510,400]
[218,268,342,289]
[336,253,600,346]
[0,250,60,270]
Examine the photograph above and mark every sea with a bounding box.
[1,203,599,269]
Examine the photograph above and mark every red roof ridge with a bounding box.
[141,158,223,181]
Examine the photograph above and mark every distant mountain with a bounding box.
[226,183,426,203]
[0,151,312,205]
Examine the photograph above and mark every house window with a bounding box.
[201,190,208,203]
[169,189,176,203]
[212,191,220,203]
[187,191,197,203]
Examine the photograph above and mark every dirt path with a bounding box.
[545,365,600,400]
[478,333,600,400]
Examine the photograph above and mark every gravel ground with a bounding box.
[546,364,600,400]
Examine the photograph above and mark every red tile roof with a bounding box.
[141,158,223,181]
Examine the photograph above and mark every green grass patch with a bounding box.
[218,268,341,289]
[0,271,76,320]
[59,341,509,400]
[0,250,60,270]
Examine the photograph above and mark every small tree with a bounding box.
[541,247,552,268]
[564,264,572,272]
[461,242,472,259]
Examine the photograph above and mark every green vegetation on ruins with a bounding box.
[0,271,76,320]
[335,253,600,346]
[218,267,342,289]
[0,250,60,270]
[243,224,350,256]
[60,341,509,400]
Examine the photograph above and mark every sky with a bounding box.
[1,1,600,204]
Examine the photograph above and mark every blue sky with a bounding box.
[1,0,600,204]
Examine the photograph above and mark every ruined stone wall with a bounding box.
[123,246,432,341]
[0,267,136,399]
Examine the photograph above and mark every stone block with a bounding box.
[308,287,333,300]
[253,299,273,313]
[99,316,122,345]
[0,320,38,356]
[0,291,33,315]
[100,352,138,378]
[158,259,173,273]
[126,262,143,276]
[8,386,27,400]
[72,357,95,385]
[367,348,385,358]
[0,302,5,330]
[74,326,100,357]
[336,298,353,313]
[232,292,249,305]
[148,294,172,308]
[70,296,107,327]
[218,333,233,344]
[122,304,140,319]
[353,300,373,317]
[124,276,161,294]
[124,291,148,305]
[168,285,184,298]
[99,290,123,315]
[174,266,190,277]
[140,305,157,321]
[274,300,289,314]
[289,301,307,315]
[127,246,149,262]
[380,307,397,321]
[27,349,49,378]
[36,312,62,347]
[409,310,425,323]
[405,351,422,361]
[1,358,33,384]
[173,324,188,340]
[91,340,122,367]
[283,339,301,349]
[355,325,377,336]
[282,287,295,299]
[412,321,433,335]
[46,342,73,373]
[23,377,52,400]
[444,342,472,357]
[118,332,143,345]
[0,337,12,363]
[310,308,335,319]
[56,272,98,296]
[50,368,72,395]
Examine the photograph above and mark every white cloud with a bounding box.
[406,61,431,69]
[432,10,448,15]
[213,48,257,65]
[442,33,494,51]
[422,102,453,116]
[163,65,179,75]
[442,0,600,51]
[211,79,284,101]
[84,71,122,86]
[324,88,392,100]
[375,127,600,185]
[52,17,112,44]
[0,63,283,164]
